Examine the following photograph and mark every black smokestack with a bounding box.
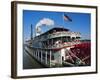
[30,24,33,40]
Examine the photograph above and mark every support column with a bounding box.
[37,50,39,60]
[34,50,36,57]
[32,49,34,56]
[34,49,36,57]
[33,49,35,57]
[36,50,38,59]
[41,50,43,62]
[49,50,51,67]
[45,50,47,64]
[36,50,37,58]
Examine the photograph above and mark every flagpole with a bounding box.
[62,13,65,45]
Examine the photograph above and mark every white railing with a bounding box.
[47,41,81,49]
[34,31,81,41]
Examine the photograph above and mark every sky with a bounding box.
[23,10,91,41]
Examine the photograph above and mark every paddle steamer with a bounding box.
[25,26,90,67]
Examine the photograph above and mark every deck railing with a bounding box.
[34,31,81,41]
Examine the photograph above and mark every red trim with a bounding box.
[52,42,90,51]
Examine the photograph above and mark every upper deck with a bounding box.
[34,27,81,41]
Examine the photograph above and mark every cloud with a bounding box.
[36,18,54,28]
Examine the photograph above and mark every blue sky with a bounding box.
[23,10,91,41]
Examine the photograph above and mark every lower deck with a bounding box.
[24,41,91,68]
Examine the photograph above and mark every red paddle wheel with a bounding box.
[64,42,91,66]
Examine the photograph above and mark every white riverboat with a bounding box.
[25,27,90,67]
